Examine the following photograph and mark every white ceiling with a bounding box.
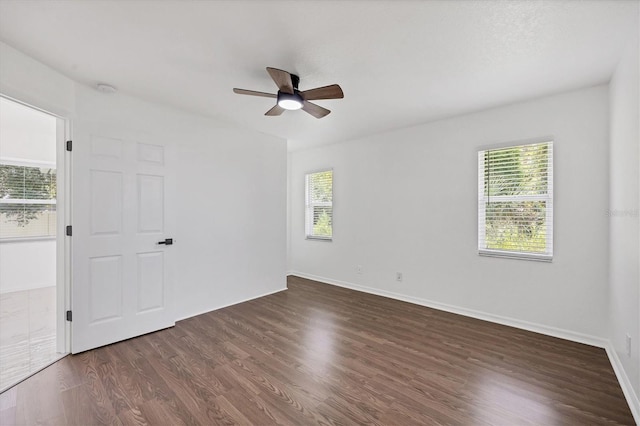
[0,1,637,151]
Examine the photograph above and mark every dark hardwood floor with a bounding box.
[0,275,634,425]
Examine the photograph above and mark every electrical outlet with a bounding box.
[356,265,363,274]
[626,334,632,357]
[396,272,403,282]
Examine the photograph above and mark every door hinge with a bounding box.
[66,310,72,322]
[66,140,72,151]
[66,225,72,236]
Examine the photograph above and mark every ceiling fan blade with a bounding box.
[302,101,331,119]
[300,84,344,101]
[265,104,285,116]
[266,67,294,94]
[233,88,277,98]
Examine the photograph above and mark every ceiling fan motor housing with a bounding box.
[277,91,304,110]
[290,74,300,90]
[277,73,303,109]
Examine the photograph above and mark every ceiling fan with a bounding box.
[233,67,344,119]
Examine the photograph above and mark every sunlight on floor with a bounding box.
[470,369,560,424]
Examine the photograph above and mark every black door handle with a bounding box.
[158,238,173,245]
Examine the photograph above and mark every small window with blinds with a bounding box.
[478,141,553,261]
[305,170,333,240]
[0,163,57,239]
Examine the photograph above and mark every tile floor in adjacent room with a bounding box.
[0,286,61,391]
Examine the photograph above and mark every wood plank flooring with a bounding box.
[0,276,634,425]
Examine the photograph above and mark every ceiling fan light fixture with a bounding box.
[96,83,117,94]
[234,67,341,118]
[277,92,303,110]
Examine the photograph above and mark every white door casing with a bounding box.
[56,116,70,354]
[71,122,174,353]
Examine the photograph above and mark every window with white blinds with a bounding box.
[478,141,553,261]
[0,163,57,239]
[305,170,333,240]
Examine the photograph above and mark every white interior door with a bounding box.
[71,121,174,353]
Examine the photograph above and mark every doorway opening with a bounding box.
[0,96,68,391]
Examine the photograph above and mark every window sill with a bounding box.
[479,249,552,262]
[0,236,56,243]
[306,236,332,242]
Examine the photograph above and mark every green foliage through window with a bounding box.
[306,170,333,239]
[313,207,332,238]
[485,201,546,252]
[479,142,553,258]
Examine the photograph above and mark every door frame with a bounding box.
[56,115,71,354]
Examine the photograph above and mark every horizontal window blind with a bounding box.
[305,170,333,240]
[0,164,57,239]
[478,141,553,260]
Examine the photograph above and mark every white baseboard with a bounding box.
[176,287,287,323]
[287,271,639,424]
[606,343,640,424]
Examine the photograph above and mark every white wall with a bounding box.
[0,97,57,163]
[289,85,610,341]
[0,240,56,293]
[0,40,287,325]
[173,124,287,318]
[0,42,74,118]
[609,32,640,399]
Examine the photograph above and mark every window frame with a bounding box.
[0,157,57,242]
[477,140,553,262]
[305,169,333,241]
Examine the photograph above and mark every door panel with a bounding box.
[91,135,123,159]
[137,174,164,233]
[90,170,123,235]
[89,256,123,323]
[137,252,164,312]
[72,123,174,353]
[137,143,164,164]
